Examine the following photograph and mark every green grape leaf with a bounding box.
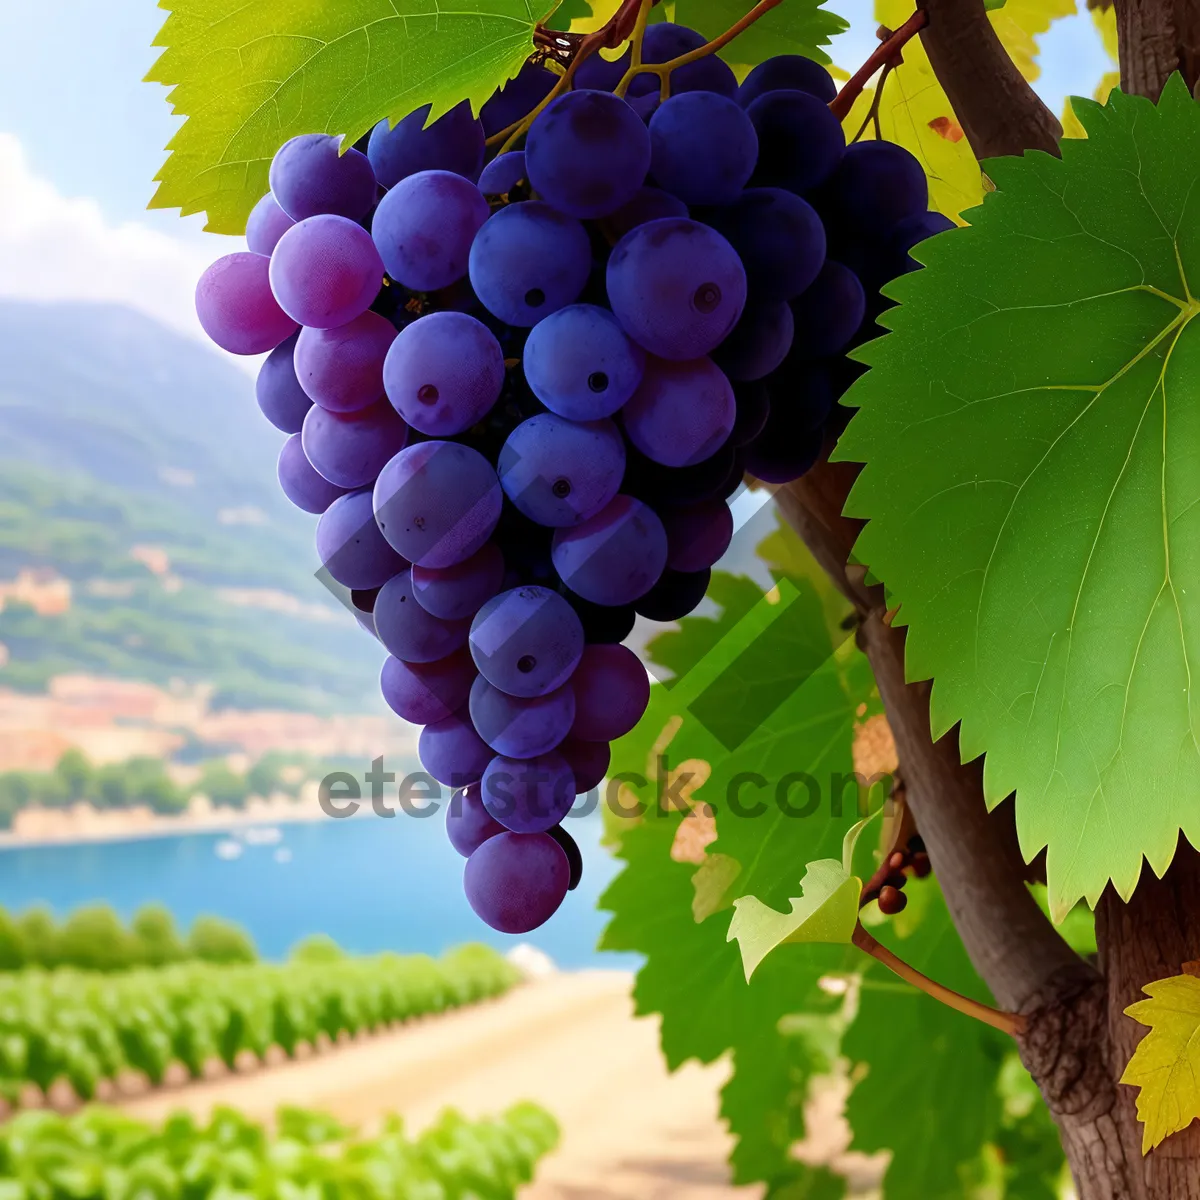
[148,0,556,234]
[672,0,846,68]
[834,76,1200,919]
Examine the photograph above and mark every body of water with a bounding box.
[0,811,637,970]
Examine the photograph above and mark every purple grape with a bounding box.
[419,707,493,786]
[294,310,397,413]
[257,332,312,433]
[547,823,583,889]
[628,93,661,123]
[367,102,485,188]
[269,216,384,329]
[737,55,837,107]
[373,441,503,568]
[627,24,737,98]
[195,252,297,355]
[601,186,688,241]
[788,260,866,358]
[481,752,576,833]
[371,171,490,291]
[480,61,558,136]
[569,643,650,741]
[662,499,734,572]
[822,141,929,232]
[411,543,505,621]
[478,151,527,196]
[383,312,504,435]
[374,570,471,663]
[468,202,592,326]
[558,738,610,793]
[606,218,746,359]
[523,304,645,420]
[469,586,584,698]
[635,566,711,621]
[463,831,570,932]
[551,495,668,605]
[446,783,505,857]
[351,588,380,613]
[623,355,735,467]
[575,49,629,91]
[470,676,576,758]
[302,397,409,488]
[316,489,408,589]
[730,380,771,446]
[710,188,826,301]
[649,93,757,206]
[246,192,295,255]
[764,358,837,432]
[893,210,956,269]
[276,434,350,513]
[381,649,476,725]
[745,381,826,483]
[525,90,651,219]
[713,300,795,381]
[269,134,377,222]
[747,90,845,194]
[498,414,626,527]
[568,597,637,644]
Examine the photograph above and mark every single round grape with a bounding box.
[601,186,688,241]
[525,90,651,219]
[551,495,667,605]
[635,566,711,621]
[628,93,661,124]
[269,134,377,222]
[737,55,837,107]
[606,218,746,360]
[245,192,295,255]
[374,441,503,568]
[523,305,646,421]
[469,202,592,327]
[383,312,504,435]
[412,543,505,621]
[478,151,527,196]
[575,48,630,91]
[420,707,493,786]
[276,434,350,513]
[269,216,384,329]
[381,649,476,725]
[649,92,757,206]
[294,310,397,413]
[568,597,637,644]
[498,414,626,527]
[316,488,408,589]
[302,397,409,488]
[788,260,866,359]
[823,140,928,232]
[627,24,737,98]
[470,676,575,758]
[257,332,312,433]
[623,355,735,467]
[374,571,471,663]
[446,782,506,857]
[469,586,584,698]
[662,499,734,572]
[463,831,570,932]
[710,188,826,301]
[569,644,650,741]
[729,380,771,446]
[623,440,737,507]
[371,171,490,292]
[480,61,558,136]
[892,209,956,270]
[481,751,576,833]
[546,822,584,889]
[557,738,610,795]
[744,410,824,483]
[713,300,794,381]
[367,102,485,188]
[196,252,297,355]
[747,89,845,195]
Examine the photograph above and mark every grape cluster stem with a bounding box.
[828,8,929,122]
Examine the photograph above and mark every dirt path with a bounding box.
[119,970,754,1200]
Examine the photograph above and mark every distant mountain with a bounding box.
[0,300,383,712]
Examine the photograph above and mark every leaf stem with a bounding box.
[829,9,929,121]
[852,923,1026,1036]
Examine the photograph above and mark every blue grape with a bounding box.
[301,397,409,488]
[661,499,734,572]
[498,414,626,527]
[710,187,825,301]
[737,55,837,107]
[557,738,610,794]
[481,752,576,832]
[469,586,584,698]
[469,676,575,758]
[468,202,592,326]
[276,434,349,513]
[575,48,630,91]
[294,310,397,413]
[446,783,505,857]
[269,216,384,329]
[419,707,493,786]
[372,170,490,291]
[635,566,711,621]
[480,61,558,136]
[382,312,504,436]
[196,252,297,355]
[478,151,527,196]
[245,192,295,255]
[892,210,955,269]
[269,134,377,222]
[316,489,408,590]
[627,24,737,98]
[747,90,845,195]
[622,355,735,467]
[374,570,472,663]
[628,93,661,124]
[788,260,865,358]
[367,102,485,188]
[463,831,570,932]
[381,649,476,725]
[606,218,746,360]
[257,332,312,433]
[373,440,503,568]
[713,299,794,381]
[568,644,649,741]
[411,543,506,621]
[648,92,757,206]
[525,90,651,219]
[601,186,688,241]
[822,141,928,232]
[522,304,645,420]
[551,495,667,605]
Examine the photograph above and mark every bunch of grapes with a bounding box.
[194,29,949,935]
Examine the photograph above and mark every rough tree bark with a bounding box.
[773,1,1200,1195]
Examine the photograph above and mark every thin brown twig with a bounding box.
[829,8,929,121]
